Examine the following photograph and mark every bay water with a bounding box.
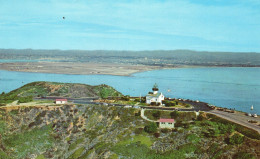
[0,67,259,114]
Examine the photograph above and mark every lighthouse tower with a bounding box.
[152,83,159,94]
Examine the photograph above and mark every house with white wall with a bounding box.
[146,84,164,105]
[55,99,68,104]
[158,118,175,129]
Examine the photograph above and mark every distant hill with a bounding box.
[0,82,122,105]
[0,49,260,66]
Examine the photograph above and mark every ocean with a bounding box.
[0,67,259,114]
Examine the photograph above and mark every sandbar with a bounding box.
[0,62,175,76]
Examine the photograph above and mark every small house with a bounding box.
[158,118,175,129]
[146,84,164,105]
[55,99,67,104]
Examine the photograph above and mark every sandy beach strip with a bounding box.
[0,62,174,76]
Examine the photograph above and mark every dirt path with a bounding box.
[140,109,157,122]
[208,110,260,133]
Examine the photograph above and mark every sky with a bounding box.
[0,0,260,52]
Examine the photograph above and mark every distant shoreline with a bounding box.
[0,62,176,76]
[0,62,259,76]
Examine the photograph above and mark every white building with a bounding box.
[55,99,68,104]
[146,84,164,105]
[159,118,175,129]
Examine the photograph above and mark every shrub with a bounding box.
[134,128,143,134]
[197,112,207,121]
[161,128,170,133]
[121,95,130,101]
[154,132,160,138]
[144,122,157,133]
[152,111,161,119]
[170,110,179,118]
[185,104,190,108]
[18,96,33,103]
[229,133,244,145]
[233,152,256,159]
[68,147,85,159]
[150,102,156,106]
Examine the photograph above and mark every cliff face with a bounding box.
[0,104,259,159]
[0,104,143,159]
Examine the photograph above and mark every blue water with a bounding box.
[0,67,259,114]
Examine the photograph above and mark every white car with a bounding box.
[253,114,258,118]
[247,113,252,116]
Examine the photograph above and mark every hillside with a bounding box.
[0,82,122,105]
[0,105,259,159]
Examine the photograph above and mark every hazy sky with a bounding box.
[0,0,260,52]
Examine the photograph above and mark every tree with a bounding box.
[152,111,161,119]
[100,88,109,99]
[144,122,157,133]
[170,110,179,118]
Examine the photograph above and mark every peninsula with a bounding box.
[0,82,259,159]
[0,49,260,76]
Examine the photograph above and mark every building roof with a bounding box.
[159,118,175,123]
[56,99,67,101]
[146,92,163,98]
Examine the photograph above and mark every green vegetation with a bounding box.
[0,99,259,159]
[208,114,260,140]
[3,125,54,159]
[35,154,46,159]
[0,82,122,106]
[68,147,85,159]
[186,134,200,144]
[144,122,157,133]
[229,133,244,145]
[95,84,122,99]
[117,135,153,147]
[170,110,179,118]
[68,138,85,151]
[152,111,161,119]
[0,150,10,159]
[234,152,256,159]
[112,141,199,159]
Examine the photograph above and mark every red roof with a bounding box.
[159,118,175,123]
[56,99,67,101]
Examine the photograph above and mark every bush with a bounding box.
[163,100,176,107]
[233,152,256,159]
[170,110,179,118]
[121,95,130,101]
[185,104,190,108]
[18,96,33,103]
[161,128,170,133]
[154,132,160,138]
[229,133,244,145]
[150,102,156,106]
[144,122,157,133]
[152,111,161,119]
[197,112,207,121]
[134,128,143,134]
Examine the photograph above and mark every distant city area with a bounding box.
[1,49,260,67]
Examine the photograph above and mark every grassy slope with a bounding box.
[0,81,122,105]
